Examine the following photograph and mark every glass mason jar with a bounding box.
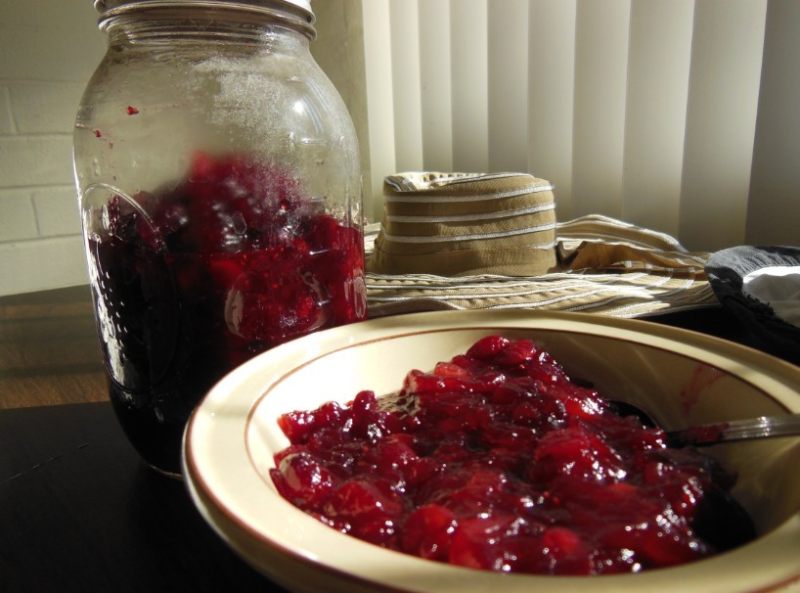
[74,0,366,476]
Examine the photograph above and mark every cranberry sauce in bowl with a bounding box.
[270,335,755,576]
[87,153,366,474]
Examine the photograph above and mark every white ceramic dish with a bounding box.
[183,310,800,593]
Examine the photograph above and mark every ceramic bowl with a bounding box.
[183,310,800,593]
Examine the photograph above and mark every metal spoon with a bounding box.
[666,414,800,447]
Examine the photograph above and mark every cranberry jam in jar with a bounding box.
[74,0,364,475]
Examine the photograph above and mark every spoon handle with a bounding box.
[667,414,800,447]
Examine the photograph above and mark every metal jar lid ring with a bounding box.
[94,0,314,24]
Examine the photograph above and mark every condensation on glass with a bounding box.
[74,0,365,475]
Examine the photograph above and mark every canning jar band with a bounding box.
[96,1,315,39]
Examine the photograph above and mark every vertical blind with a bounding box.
[356,0,800,251]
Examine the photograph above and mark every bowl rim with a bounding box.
[183,309,800,593]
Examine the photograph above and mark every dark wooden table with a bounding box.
[0,286,287,593]
[0,403,284,593]
[0,285,789,593]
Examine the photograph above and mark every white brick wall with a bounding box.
[0,188,38,240]
[0,88,14,135]
[0,0,105,296]
[33,186,83,237]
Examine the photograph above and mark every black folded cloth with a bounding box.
[706,246,800,365]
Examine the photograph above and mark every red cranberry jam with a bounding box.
[88,153,366,473]
[270,336,755,575]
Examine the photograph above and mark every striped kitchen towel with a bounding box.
[365,214,716,319]
[369,172,557,276]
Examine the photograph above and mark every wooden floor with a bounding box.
[0,285,107,409]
